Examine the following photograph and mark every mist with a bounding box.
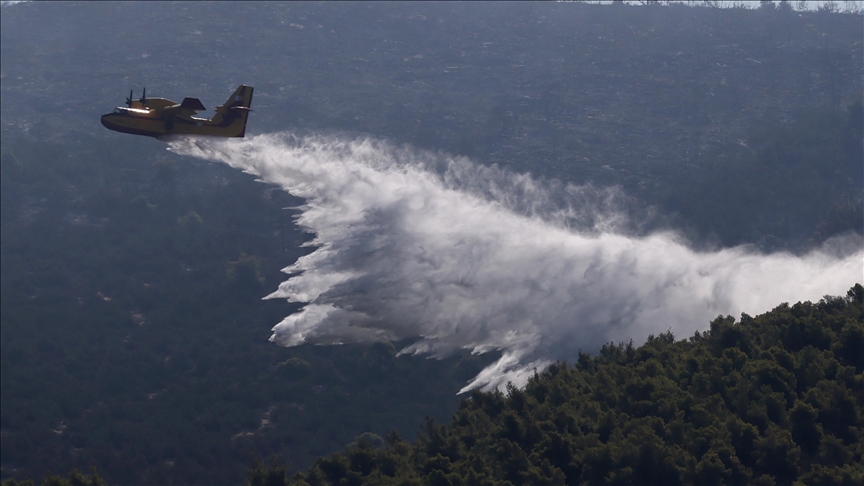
[169,133,862,393]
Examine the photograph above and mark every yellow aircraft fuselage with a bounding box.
[101,85,253,138]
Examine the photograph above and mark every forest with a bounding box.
[273,285,864,485]
[1,1,862,485]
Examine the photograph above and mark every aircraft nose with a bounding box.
[101,114,116,130]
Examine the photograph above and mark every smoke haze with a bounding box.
[169,133,862,393]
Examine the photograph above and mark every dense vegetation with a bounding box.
[2,468,105,486]
[1,1,861,485]
[280,286,864,486]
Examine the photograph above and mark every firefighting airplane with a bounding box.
[101,84,253,138]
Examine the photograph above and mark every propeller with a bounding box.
[125,89,133,107]
[139,87,147,105]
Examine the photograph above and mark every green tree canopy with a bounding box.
[284,285,864,486]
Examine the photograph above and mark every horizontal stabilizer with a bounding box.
[222,85,254,109]
[180,97,206,111]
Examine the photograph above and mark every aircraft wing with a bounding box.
[155,98,207,120]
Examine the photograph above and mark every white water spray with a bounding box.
[169,133,863,393]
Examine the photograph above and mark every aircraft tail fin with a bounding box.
[222,85,254,109]
[213,85,254,137]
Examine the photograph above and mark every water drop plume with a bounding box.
[169,133,863,393]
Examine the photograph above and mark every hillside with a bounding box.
[284,285,864,486]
